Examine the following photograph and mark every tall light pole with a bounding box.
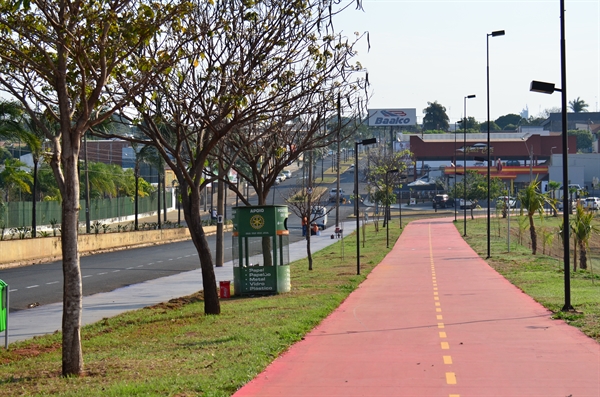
[463,95,476,237]
[454,121,459,222]
[486,29,505,258]
[355,138,377,275]
[529,0,572,312]
[522,137,534,182]
[386,169,399,248]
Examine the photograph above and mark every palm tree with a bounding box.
[517,178,554,255]
[568,97,589,113]
[548,180,561,217]
[570,204,598,270]
[0,158,33,202]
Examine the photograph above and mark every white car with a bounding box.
[496,196,517,209]
[459,199,475,209]
[282,170,292,179]
[311,206,328,230]
[584,197,600,210]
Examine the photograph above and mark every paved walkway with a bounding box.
[233,217,600,397]
[6,221,356,344]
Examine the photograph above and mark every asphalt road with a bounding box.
[1,156,361,312]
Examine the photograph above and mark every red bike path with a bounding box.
[233,217,600,397]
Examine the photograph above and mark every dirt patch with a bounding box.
[1,342,61,364]
[147,291,205,311]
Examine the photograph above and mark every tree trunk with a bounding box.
[59,144,84,377]
[529,215,537,255]
[216,173,224,267]
[573,236,578,272]
[579,240,587,270]
[306,223,313,270]
[31,160,38,238]
[183,186,220,314]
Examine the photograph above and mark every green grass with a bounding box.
[4,211,600,396]
[0,225,400,396]
[461,213,600,340]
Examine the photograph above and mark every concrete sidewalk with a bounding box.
[7,221,356,344]
[233,217,600,396]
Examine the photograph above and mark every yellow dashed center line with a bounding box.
[429,224,460,397]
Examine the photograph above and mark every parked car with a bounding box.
[433,194,453,208]
[311,206,328,230]
[277,172,286,182]
[584,197,600,210]
[557,198,578,213]
[505,160,520,166]
[282,170,292,179]
[459,198,476,209]
[496,196,517,209]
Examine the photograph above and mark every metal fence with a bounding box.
[1,193,173,228]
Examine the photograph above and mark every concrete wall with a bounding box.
[0,226,220,268]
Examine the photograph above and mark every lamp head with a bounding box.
[491,30,505,37]
[466,94,476,99]
[530,80,556,94]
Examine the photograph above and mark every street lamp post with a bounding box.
[386,169,399,248]
[486,29,505,258]
[463,95,476,237]
[454,122,458,222]
[529,0,572,312]
[355,137,377,275]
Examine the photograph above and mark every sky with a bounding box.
[334,0,600,125]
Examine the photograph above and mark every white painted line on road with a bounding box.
[176,257,182,260]
[83,275,93,278]
[184,255,190,258]
[9,289,17,292]
[46,281,59,285]
[168,259,173,261]
[112,270,120,273]
[126,267,134,270]
[97,272,107,275]
[148,263,154,265]
[137,265,144,268]
[26,285,39,289]
[157,260,163,263]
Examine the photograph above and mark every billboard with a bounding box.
[367,108,417,126]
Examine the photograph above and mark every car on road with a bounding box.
[505,160,521,166]
[311,206,328,230]
[496,196,517,209]
[459,198,476,209]
[432,194,453,208]
[282,170,292,179]
[329,188,345,203]
[277,172,287,182]
[557,198,578,213]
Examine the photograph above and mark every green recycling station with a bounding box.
[232,205,290,296]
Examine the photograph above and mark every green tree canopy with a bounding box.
[568,130,593,152]
[494,113,523,129]
[479,120,500,132]
[422,101,449,131]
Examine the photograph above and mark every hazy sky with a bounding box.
[335,0,600,124]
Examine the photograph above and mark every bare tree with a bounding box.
[286,183,330,270]
[0,0,190,376]
[109,0,368,313]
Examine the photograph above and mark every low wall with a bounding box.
[0,226,220,268]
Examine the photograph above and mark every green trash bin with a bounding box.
[0,280,7,333]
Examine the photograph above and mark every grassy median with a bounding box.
[0,224,400,396]
[461,213,600,341]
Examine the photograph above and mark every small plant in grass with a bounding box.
[49,218,59,236]
[101,223,111,233]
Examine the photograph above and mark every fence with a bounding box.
[1,192,173,229]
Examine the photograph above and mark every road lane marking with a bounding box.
[97,272,107,275]
[83,275,92,278]
[436,308,442,312]
[137,265,144,268]
[438,323,445,329]
[439,332,447,338]
[435,302,441,306]
[441,341,449,349]
[26,285,39,289]
[446,372,457,384]
[112,270,120,273]
[437,315,443,320]
[46,281,59,285]
[9,289,17,292]
[126,267,134,270]
[443,356,453,364]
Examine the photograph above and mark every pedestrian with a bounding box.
[302,216,308,236]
